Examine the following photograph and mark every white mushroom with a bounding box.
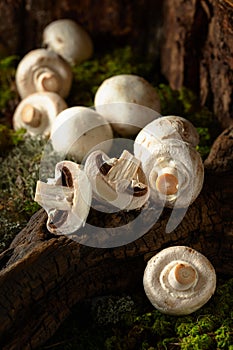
[15,49,73,99]
[42,19,93,65]
[84,149,149,210]
[134,117,204,208]
[134,116,199,153]
[94,74,161,137]
[143,246,216,315]
[50,106,113,163]
[13,92,67,136]
[34,160,92,234]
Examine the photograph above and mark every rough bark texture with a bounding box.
[0,126,232,349]
[161,0,233,128]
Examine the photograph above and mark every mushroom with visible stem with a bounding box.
[15,49,73,99]
[50,106,113,163]
[13,92,67,136]
[84,149,150,210]
[143,246,216,315]
[34,160,92,235]
[134,116,204,208]
[94,74,161,137]
[42,19,93,66]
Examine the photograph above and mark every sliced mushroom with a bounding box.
[50,106,113,163]
[13,92,67,136]
[34,160,92,234]
[94,74,161,137]
[15,49,73,99]
[84,149,150,210]
[143,246,216,315]
[42,19,93,65]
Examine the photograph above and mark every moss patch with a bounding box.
[41,278,233,350]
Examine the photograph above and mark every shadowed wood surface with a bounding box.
[0,125,232,349]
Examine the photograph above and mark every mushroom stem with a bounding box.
[21,104,42,127]
[150,166,178,195]
[35,180,74,211]
[168,262,197,291]
[107,150,141,192]
[36,69,60,92]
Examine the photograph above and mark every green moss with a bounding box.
[0,124,25,154]
[41,278,233,350]
[0,55,18,112]
[156,84,219,159]
[0,135,48,251]
[68,46,156,107]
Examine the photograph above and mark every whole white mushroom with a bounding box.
[42,19,93,65]
[50,106,113,163]
[15,49,72,99]
[134,116,204,208]
[94,74,161,137]
[13,92,67,137]
[143,246,216,315]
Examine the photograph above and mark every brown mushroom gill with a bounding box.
[48,166,74,229]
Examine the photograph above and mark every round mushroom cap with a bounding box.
[94,74,161,137]
[42,19,93,65]
[50,106,113,163]
[135,116,199,150]
[15,49,73,99]
[13,92,67,137]
[143,246,216,315]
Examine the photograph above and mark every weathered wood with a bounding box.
[0,126,232,349]
[161,0,233,128]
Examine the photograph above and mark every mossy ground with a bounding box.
[41,278,233,350]
[0,46,227,349]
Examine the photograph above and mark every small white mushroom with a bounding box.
[134,117,204,208]
[15,49,73,99]
[13,92,67,136]
[84,149,149,210]
[42,19,93,65]
[94,74,161,137]
[50,106,113,163]
[34,160,92,234]
[143,246,216,315]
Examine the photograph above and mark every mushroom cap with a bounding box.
[13,92,67,136]
[143,246,216,315]
[15,49,73,99]
[42,19,93,65]
[134,138,204,208]
[94,74,161,137]
[84,149,150,210]
[50,106,113,163]
[134,116,199,160]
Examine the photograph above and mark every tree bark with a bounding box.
[161,0,233,128]
[0,125,232,349]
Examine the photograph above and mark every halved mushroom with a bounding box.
[42,19,93,65]
[13,92,67,136]
[84,149,150,210]
[34,160,92,234]
[143,246,216,315]
[94,74,161,137]
[15,49,73,99]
